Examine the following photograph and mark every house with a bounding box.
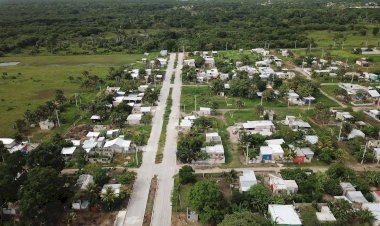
[305,135,319,145]
[72,200,90,210]
[127,114,142,125]
[179,119,193,132]
[364,72,379,81]
[61,146,77,156]
[372,191,380,202]
[336,111,354,121]
[86,131,100,140]
[280,49,289,57]
[369,109,380,119]
[138,85,149,92]
[237,66,259,75]
[106,86,121,93]
[268,205,302,226]
[265,139,285,145]
[76,174,94,190]
[2,202,19,215]
[140,107,151,114]
[316,206,336,223]
[199,107,211,116]
[39,119,54,130]
[239,170,257,192]
[362,203,380,226]
[0,138,16,149]
[199,144,225,164]
[288,91,303,105]
[242,120,275,136]
[130,69,139,79]
[346,191,368,204]
[184,59,195,67]
[284,115,311,131]
[260,144,284,161]
[206,68,219,79]
[356,58,369,66]
[294,147,314,163]
[303,96,316,105]
[269,174,298,194]
[82,140,98,153]
[205,132,222,143]
[340,182,356,195]
[160,50,167,57]
[106,129,119,138]
[103,137,132,153]
[347,129,365,140]
[101,184,122,197]
[90,115,101,123]
[157,58,167,68]
[204,56,215,67]
[258,67,275,80]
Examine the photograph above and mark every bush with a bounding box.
[179,165,196,184]
[116,171,136,185]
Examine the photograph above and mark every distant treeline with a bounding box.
[0,0,379,55]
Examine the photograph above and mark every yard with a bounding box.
[0,54,148,137]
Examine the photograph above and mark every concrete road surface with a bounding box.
[151,52,184,226]
[119,53,177,226]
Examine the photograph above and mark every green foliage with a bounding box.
[328,199,355,225]
[179,165,196,184]
[19,167,61,222]
[218,210,271,226]
[176,134,204,163]
[116,170,136,185]
[83,165,109,186]
[27,142,65,171]
[188,180,226,224]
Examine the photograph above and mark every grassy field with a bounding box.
[0,54,146,137]
[307,30,380,48]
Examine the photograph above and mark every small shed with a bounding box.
[284,180,298,194]
[340,182,356,195]
[90,115,101,123]
[239,170,257,192]
[268,205,302,226]
[127,114,142,125]
[199,107,211,116]
[316,206,336,223]
[346,191,368,204]
[39,120,54,130]
[61,146,77,156]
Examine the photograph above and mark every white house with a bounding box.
[130,69,139,79]
[204,56,215,67]
[138,85,149,92]
[346,191,368,204]
[127,114,142,125]
[340,182,356,195]
[103,137,132,153]
[199,144,225,164]
[179,119,193,132]
[268,205,302,226]
[336,111,354,121]
[316,206,336,223]
[86,131,100,139]
[284,115,311,131]
[39,119,55,130]
[199,107,211,116]
[61,146,77,156]
[206,68,219,79]
[205,132,222,143]
[101,184,122,197]
[82,140,98,153]
[347,129,365,140]
[239,170,257,192]
[362,203,380,226]
[160,50,167,57]
[157,58,167,68]
[268,174,298,194]
[305,135,319,145]
[76,174,94,190]
[184,59,195,67]
[0,138,16,149]
[260,144,284,161]
[242,120,275,136]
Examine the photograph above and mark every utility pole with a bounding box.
[74,93,78,107]
[194,95,197,112]
[361,141,368,165]
[225,42,228,51]
[260,94,263,106]
[308,97,311,110]
[295,40,297,49]
[338,122,343,142]
[246,143,250,165]
[55,110,61,127]
[135,145,139,166]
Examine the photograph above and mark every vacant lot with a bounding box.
[0,54,144,136]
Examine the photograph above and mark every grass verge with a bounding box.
[143,175,158,226]
[155,88,173,163]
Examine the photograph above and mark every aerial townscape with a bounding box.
[1,0,380,225]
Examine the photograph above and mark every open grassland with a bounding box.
[307,30,380,48]
[0,54,145,137]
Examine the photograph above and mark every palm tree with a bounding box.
[101,186,117,210]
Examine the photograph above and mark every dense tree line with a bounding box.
[0,0,379,55]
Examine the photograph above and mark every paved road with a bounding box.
[151,52,184,226]
[118,53,177,226]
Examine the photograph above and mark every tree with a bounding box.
[110,112,127,128]
[116,170,135,185]
[326,163,356,181]
[210,79,225,95]
[27,142,65,171]
[19,167,61,222]
[14,119,27,133]
[84,165,109,186]
[144,87,160,105]
[328,199,355,225]
[218,211,271,226]
[73,148,87,168]
[356,209,374,224]
[54,89,66,105]
[236,100,243,109]
[372,27,379,36]
[101,186,117,211]
[141,113,153,125]
[194,56,205,68]
[177,135,204,163]
[179,165,196,184]
[188,180,226,224]
[246,184,279,214]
